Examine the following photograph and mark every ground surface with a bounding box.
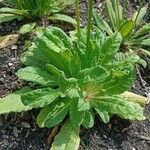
[0,0,150,150]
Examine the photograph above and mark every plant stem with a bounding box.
[76,0,80,40]
[86,0,93,56]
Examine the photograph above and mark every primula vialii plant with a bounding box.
[93,0,150,59]
[0,0,149,149]
[0,0,76,26]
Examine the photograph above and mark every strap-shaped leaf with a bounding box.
[100,32,122,64]
[0,90,32,114]
[120,91,149,107]
[19,23,36,34]
[16,66,55,85]
[37,98,70,128]
[105,0,117,31]
[95,108,110,123]
[77,65,109,83]
[103,66,135,95]
[69,99,84,127]
[82,111,94,129]
[135,4,148,26]
[51,120,80,150]
[140,39,150,46]
[93,9,112,35]
[132,23,150,38]
[0,7,29,17]
[48,14,77,25]
[44,27,73,49]
[92,96,145,120]
[21,87,60,108]
[120,20,134,37]
[0,13,22,23]
[35,32,73,74]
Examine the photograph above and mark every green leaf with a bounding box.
[78,98,91,111]
[37,98,70,128]
[19,23,36,34]
[51,120,80,150]
[0,93,32,114]
[140,39,150,46]
[48,14,77,25]
[0,14,22,24]
[135,5,148,26]
[77,65,109,83]
[69,99,84,127]
[133,23,150,38]
[105,0,117,31]
[82,111,94,129]
[0,7,29,17]
[93,9,112,35]
[92,96,145,120]
[100,32,122,64]
[21,87,60,108]
[120,20,134,37]
[16,66,55,85]
[95,108,110,123]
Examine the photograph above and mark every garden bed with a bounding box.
[0,0,150,149]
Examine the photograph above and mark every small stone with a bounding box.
[8,63,13,66]
[13,127,18,137]
[11,45,18,50]
[22,122,30,128]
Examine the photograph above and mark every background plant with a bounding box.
[0,0,76,25]
[93,0,150,58]
[0,0,148,149]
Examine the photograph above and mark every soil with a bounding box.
[0,0,150,150]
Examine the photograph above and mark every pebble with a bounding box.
[13,127,18,137]
[21,122,30,128]
[11,45,18,50]
[8,62,13,66]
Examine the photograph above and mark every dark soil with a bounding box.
[0,0,150,150]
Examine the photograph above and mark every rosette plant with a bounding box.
[0,0,76,26]
[93,0,150,58]
[0,0,148,149]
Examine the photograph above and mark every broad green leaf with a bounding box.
[135,5,148,26]
[19,23,36,34]
[120,20,134,37]
[77,65,109,83]
[37,98,70,128]
[140,39,150,46]
[103,67,136,95]
[0,7,29,17]
[44,27,73,48]
[93,9,112,35]
[16,66,55,85]
[0,14,22,23]
[21,87,60,108]
[48,14,77,25]
[95,108,110,123]
[69,99,84,127]
[35,30,73,74]
[92,96,145,120]
[51,120,80,150]
[78,98,91,111]
[100,32,122,64]
[82,111,94,129]
[0,93,32,114]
